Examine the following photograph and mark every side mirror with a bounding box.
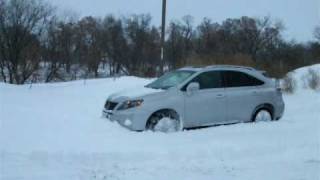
[186,82,200,95]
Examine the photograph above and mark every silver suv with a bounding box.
[103,65,285,132]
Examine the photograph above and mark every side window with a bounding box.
[223,71,264,87]
[189,71,223,90]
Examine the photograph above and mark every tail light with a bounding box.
[275,79,282,92]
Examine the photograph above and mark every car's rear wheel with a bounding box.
[253,109,272,122]
[146,110,182,132]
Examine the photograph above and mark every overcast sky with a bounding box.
[49,0,319,42]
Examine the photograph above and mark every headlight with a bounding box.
[117,99,144,110]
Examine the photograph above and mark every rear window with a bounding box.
[262,71,272,78]
[223,71,264,87]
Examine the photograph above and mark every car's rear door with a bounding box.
[184,71,227,127]
[222,70,264,123]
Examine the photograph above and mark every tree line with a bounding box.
[0,0,319,84]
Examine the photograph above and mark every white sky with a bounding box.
[49,0,319,42]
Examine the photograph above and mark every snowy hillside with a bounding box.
[1,66,320,180]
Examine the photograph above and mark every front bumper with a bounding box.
[102,108,150,131]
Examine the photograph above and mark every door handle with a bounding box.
[216,94,225,98]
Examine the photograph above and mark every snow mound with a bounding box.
[286,64,320,90]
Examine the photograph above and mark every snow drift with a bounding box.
[285,64,320,91]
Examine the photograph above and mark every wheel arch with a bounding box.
[145,108,181,129]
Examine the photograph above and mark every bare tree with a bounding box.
[124,14,160,76]
[0,0,53,84]
[75,16,104,77]
[166,21,186,68]
[314,26,320,42]
[0,0,317,84]
[101,15,129,76]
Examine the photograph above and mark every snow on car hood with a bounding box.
[109,86,164,101]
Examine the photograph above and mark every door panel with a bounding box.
[225,86,259,123]
[222,70,263,123]
[183,71,226,127]
[184,88,226,126]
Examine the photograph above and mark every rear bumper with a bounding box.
[103,108,150,131]
[274,99,285,120]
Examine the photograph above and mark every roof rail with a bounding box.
[181,66,195,68]
[205,65,255,71]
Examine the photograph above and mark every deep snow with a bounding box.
[0,67,320,180]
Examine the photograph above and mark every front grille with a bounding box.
[104,101,118,110]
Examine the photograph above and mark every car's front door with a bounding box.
[183,71,227,127]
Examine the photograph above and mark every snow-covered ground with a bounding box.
[1,67,320,180]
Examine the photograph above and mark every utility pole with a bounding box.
[160,0,166,74]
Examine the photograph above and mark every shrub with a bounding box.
[307,69,320,90]
[282,73,297,94]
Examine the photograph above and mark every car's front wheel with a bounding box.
[146,110,182,133]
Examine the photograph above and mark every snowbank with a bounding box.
[286,64,320,91]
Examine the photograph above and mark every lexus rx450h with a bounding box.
[103,65,285,132]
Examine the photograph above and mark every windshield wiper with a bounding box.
[145,85,172,90]
[145,85,159,89]
[159,85,172,90]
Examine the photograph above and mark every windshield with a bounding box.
[146,70,195,89]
